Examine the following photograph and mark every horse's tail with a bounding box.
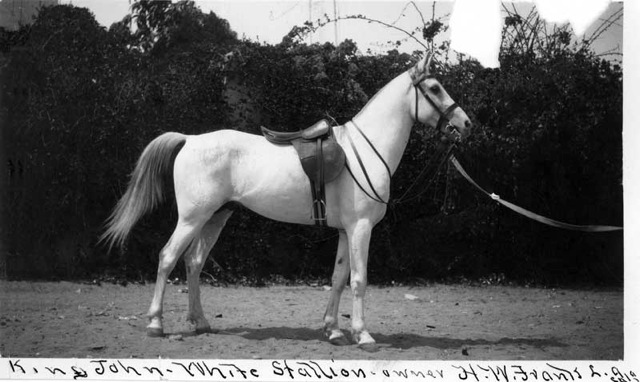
[100,132,187,250]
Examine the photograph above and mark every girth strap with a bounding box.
[310,137,327,226]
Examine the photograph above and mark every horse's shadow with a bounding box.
[372,332,567,350]
[213,326,567,351]
[143,322,567,351]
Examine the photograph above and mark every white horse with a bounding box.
[102,53,472,346]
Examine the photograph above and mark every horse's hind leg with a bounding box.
[146,218,206,337]
[323,230,351,345]
[184,209,233,334]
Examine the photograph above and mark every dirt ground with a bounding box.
[0,281,623,360]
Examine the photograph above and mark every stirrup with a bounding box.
[312,199,327,225]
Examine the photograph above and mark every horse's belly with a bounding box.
[231,142,320,225]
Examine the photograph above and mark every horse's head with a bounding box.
[408,54,472,141]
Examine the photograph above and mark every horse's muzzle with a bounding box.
[442,123,463,143]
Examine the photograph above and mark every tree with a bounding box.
[1,2,622,285]
[128,0,237,54]
[444,7,623,284]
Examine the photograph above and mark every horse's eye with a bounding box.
[430,85,440,94]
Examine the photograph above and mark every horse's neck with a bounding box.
[351,73,414,175]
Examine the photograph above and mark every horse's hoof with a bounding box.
[195,326,219,335]
[352,331,376,347]
[146,327,164,338]
[328,334,351,346]
[358,343,380,353]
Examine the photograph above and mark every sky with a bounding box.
[61,0,623,66]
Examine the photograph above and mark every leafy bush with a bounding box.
[1,2,622,286]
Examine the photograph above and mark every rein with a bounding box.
[339,62,622,232]
[343,66,461,206]
[344,122,455,206]
[344,120,392,204]
[393,142,456,205]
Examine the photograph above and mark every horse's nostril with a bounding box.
[465,119,472,129]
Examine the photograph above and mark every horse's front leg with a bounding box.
[323,229,350,345]
[347,220,376,345]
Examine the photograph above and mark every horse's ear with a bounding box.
[416,53,430,74]
[425,53,434,75]
[415,52,434,76]
[410,52,433,84]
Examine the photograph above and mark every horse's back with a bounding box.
[182,129,301,174]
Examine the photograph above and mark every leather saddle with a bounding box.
[261,119,346,226]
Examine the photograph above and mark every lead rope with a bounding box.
[450,155,623,232]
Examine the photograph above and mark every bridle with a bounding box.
[408,62,462,142]
[343,57,465,205]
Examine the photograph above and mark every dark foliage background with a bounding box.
[0,2,622,286]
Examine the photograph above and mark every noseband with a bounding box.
[408,66,462,140]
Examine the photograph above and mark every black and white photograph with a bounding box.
[0,0,635,373]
